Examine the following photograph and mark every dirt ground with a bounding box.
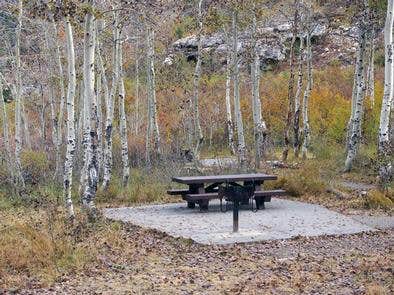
[22,224,393,295]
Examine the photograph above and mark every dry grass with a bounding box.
[0,202,125,289]
[96,168,175,207]
[365,190,394,212]
[365,284,389,295]
[265,161,328,197]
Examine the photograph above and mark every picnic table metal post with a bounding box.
[233,199,239,232]
[253,181,263,209]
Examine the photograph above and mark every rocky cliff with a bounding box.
[167,11,379,69]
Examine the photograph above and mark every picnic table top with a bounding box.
[172,173,277,185]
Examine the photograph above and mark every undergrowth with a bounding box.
[0,194,125,289]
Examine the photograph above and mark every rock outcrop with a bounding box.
[168,15,368,68]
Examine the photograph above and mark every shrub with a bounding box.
[21,150,50,185]
[96,167,175,206]
[0,204,129,289]
[364,190,393,211]
[0,213,94,288]
[267,163,328,197]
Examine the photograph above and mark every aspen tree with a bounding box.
[251,7,267,168]
[301,25,312,159]
[102,11,120,190]
[96,38,110,172]
[366,29,375,107]
[52,21,66,179]
[223,28,235,155]
[96,64,103,179]
[0,74,14,184]
[14,0,25,188]
[232,9,246,167]
[95,20,104,179]
[378,0,394,184]
[345,2,370,172]
[63,16,76,219]
[293,36,304,158]
[135,39,140,134]
[118,33,130,185]
[282,0,300,162]
[192,0,204,157]
[43,26,58,152]
[146,25,161,162]
[81,0,98,211]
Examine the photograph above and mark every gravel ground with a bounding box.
[103,198,376,244]
[22,227,394,294]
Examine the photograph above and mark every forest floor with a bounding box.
[25,225,394,294]
[1,156,393,294]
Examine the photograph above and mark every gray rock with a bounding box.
[168,15,359,67]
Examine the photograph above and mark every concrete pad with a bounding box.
[103,198,375,245]
[351,215,394,230]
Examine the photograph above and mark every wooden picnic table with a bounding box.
[167,173,286,232]
[172,173,277,184]
[168,173,287,232]
[169,173,284,209]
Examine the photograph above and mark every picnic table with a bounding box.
[168,173,287,232]
[169,173,284,209]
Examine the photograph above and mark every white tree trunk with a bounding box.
[378,0,394,183]
[135,40,140,134]
[77,80,84,147]
[225,53,235,155]
[52,21,66,179]
[118,36,130,186]
[81,4,98,211]
[43,26,58,151]
[366,29,375,107]
[21,101,31,149]
[192,0,204,156]
[63,17,76,219]
[95,21,105,180]
[345,11,368,172]
[232,10,246,166]
[0,74,15,183]
[223,28,235,155]
[145,58,152,165]
[145,29,152,165]
[102,13,119,190]
[96,65,103,179]
[251,10,267,168]
[146,27,161,160]
[14,0,24,188]
[225,51,235,154]
[347,64,359,151]
[282,2,299,162]
[293,36,304,158]
[301,29,312,160]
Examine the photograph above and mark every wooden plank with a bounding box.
[172,173,277,184]
[166,189,189,195]
[185,192,219,201]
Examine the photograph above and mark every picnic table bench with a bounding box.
[168,173,287,231]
